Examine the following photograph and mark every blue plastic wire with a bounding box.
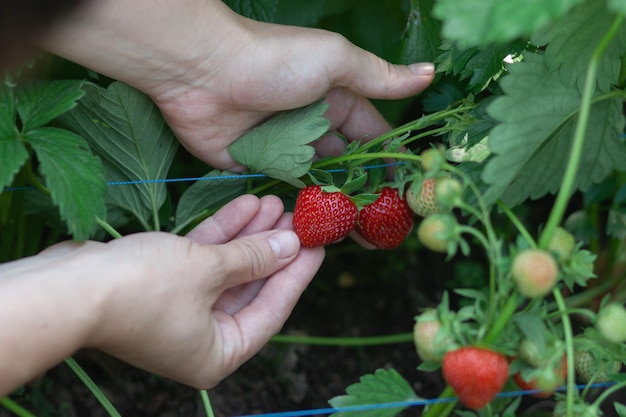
[229,382,618,417]
[1,162,403,193]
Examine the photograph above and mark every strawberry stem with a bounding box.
[553,288,576,417]
[496,201,536,248]
[96,217,122,239]
[355,105,474,154]
[482,293,520,346]
[421,386,457,417]
[65,357,122,417]
[538,16,624,414]
[270,332,413,346]
[0,397,36,417]
[199,390,215,417]
[538,14,624,250]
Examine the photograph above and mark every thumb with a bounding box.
[333,43,435,99]
[209,229,301,290]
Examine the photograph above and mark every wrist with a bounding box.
[36,0,248,94]
[0,243,108,394]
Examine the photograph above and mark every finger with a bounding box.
[324,88,392,142]
[186,194,261,244]
[235,195,285,238]
[218,246,324,366]
[313,134,346,159]
[331,39,434,100]
[348,229,377,250]
[212,278,267,315]
[274,212,294,230]
[212,212,296,314]
[208,229,301,292]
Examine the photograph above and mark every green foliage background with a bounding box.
[1,0,626,415]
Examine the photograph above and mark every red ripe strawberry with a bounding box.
[355,187,414,249]
[442,346,509,410]
[292,185,358,248]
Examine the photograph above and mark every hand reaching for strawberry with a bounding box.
[0,195,324,396]
[37,0,434,172]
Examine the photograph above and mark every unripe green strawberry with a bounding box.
[420,147,445,172]
[413,310,454,363]
[511,249,559,298]
[596,303,626,344]
[434,177,463,209]
[417,213,458,253]
[573,348,621,383]
[548,227,576,263]
[406,178,439,217]
[518,338,543,367]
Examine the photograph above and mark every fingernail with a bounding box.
[268,231,300,260]
[409,62,435,76]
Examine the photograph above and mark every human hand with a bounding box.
[0,195,323,395]
[85,194,323,388]
[37,0,434,171]
[149,19,435,171]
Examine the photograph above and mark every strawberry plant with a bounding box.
[3,0,626,416]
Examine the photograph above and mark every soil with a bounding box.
[3,236,624,417]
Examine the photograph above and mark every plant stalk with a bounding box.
[553,289,576,417]
[65,357,122,417]
[538,14,624,249]
[0,397,36,417]
[270,332,413,346]
[200,390,215,417]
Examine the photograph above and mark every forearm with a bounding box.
[35,0,247,93]
[0,247,104,396]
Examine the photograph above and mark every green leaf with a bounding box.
[513,314,547,353]
[320,0,406,61]
[0,86,26,192]
[15,80,85,131]
[0,139,28,193]
[59,82,178,229]
[482,53,626,206]
[433,0,585,48]
[26,127,106,240]
[328,368,419,417]
[531,0,626,93]
[223,0,277,22]
[436,41,527,93]
[174,170,247,230]
[609,0,626,14]
[614,402,626,417]
[563,248,597,289]
[229,100,330,187]
[0,85,17,137]
[399,0,442,65]
[607,207,626,239]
